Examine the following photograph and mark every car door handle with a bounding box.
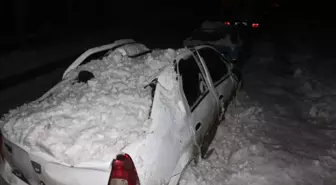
[195,123,202,131]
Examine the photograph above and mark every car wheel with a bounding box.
[219,100,227,121]
[200,118,220,159]
[235,80,243,96]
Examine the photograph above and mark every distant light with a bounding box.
[252,23,259,28]
[272,3,280,7]
[224,21,231,26]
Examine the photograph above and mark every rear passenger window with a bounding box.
[198,48,228,84]
[80,49,108,66]
[178,55,208,108]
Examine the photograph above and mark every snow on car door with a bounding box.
[178,54,218,144]
[197,47,235,108]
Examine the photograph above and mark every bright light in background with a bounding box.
[252,23,259,28]
[224,21,231,26]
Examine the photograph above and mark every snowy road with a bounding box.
[1,25,336,184]
[180,37,336,184]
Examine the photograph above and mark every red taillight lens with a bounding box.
[108,153,140,185]
[224,21,231,26]
[252,23,259,28]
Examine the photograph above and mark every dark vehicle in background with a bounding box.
[220,0,282,37]
[183,21,244,62]
[215,0,282,67]
[184,0,282,70]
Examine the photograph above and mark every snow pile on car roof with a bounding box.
[1,46,176,165]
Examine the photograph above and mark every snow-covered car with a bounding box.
[0,39,241,185]
[183,21,243,61]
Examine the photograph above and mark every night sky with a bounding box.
[0,0,334,52]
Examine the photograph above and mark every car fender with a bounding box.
[134,68,191,185]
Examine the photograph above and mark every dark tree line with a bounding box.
[4,0,121,44]
[2,0,224,46]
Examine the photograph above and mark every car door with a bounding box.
[196,46,236,109]
[177,53,218,144]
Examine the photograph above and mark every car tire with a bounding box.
[200,118,220,159]
[219,100,227,121]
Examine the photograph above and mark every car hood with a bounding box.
[0,48,177,166]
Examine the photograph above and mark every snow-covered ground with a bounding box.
[180,40,336,184]
[1,28,336,184]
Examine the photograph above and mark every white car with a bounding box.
[0,39,241,185]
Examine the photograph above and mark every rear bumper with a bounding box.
[1,136,112,185]
[1,155,111,185]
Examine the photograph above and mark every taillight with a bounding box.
[252,23,259,28]
[108,153,140,185]
[224,21,231,26]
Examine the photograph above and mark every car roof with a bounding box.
[175,45,216,64]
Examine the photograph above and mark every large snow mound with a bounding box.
[1,47,176,165]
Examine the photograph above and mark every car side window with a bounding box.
[198,48,229,84]
[178,55,208,108]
